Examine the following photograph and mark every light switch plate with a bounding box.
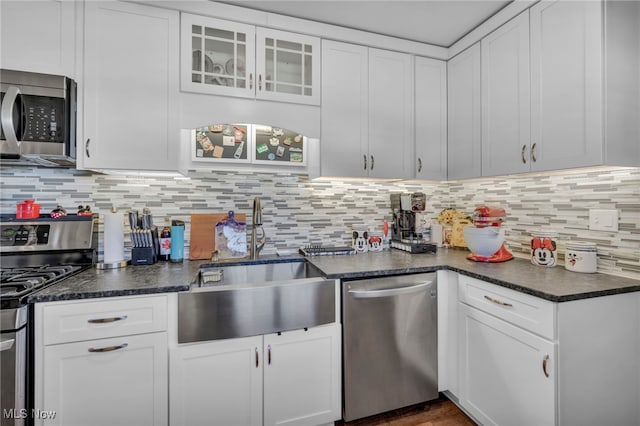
[589,209,619,232]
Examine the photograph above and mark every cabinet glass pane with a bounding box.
[193,124,249,161]
[304,53,312,87]
[192,25,202,35]
[265,48,274,85]
[274,84,301,95]
[236,44,246,78]
[205,27,234,40]
[277,40,302,51]
[276,51,303,85]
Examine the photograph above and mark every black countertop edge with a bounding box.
[27,284,190,304]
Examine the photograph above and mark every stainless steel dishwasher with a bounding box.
[342,273,437,421]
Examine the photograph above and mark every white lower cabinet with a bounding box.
[170,323,341,426]
[34,295,169,426]
[455,274,640,426]
[458,304,555,426]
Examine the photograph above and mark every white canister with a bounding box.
[565,241,597,273]
[531,231,558,267]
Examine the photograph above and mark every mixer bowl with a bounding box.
[463,226,505,257]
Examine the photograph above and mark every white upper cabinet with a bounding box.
[0,0,76,77]
[320,40,369,178]
[368,48,414,179]
[82,1,179,172]
[447,43,481,180]
[181,15,256,99]
[530,0,603,171]
[321,42,413,179]
[481,10,531,177]
[414,56,447,180]
[181,14,320,106]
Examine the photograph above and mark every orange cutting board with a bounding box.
[189,213,246,260]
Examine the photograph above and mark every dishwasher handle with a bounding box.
[348,281,432,299]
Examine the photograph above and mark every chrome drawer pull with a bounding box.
[88,315,128,324]
[483,295,513,307]
[268,345,272,365]
[88,343,128,353]
[349,282,432,299]
[521,145,527,164]
[531,142,538,162]
[255,347,259,368]
[363,155,367,170]
[542,354,550,378]
[418,157,422,173]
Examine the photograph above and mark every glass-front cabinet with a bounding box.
[256,28,320,105]
[181,14,320,105]
[182,15,256,98]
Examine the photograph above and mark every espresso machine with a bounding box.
[390,193,436,253]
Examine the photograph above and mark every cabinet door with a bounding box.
[263,324,341,426]
[256,28,320,105]
[447,43,481,179]
[415,56,447,180]
[181,14,256,98]
[530,0,603,171]
[320,40,369,178]
[0,0,76,77]
[368,48,414,179]
[40,333,167,426]
[481,10,531,177]
[169,336,262,426]
[458,304,556,426]
[83,2,179,171]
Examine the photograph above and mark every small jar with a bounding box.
[368,232,383,252]
[565,241,597,273]
[531,231,558,267]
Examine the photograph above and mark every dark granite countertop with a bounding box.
[306,249,640,302]
[27,250,640,304]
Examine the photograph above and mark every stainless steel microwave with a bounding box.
[1,69,77,167]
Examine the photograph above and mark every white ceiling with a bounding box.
[222,0,513,47]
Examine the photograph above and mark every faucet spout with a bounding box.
[250,197,266,259]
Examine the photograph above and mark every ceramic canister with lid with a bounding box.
[531,231,558,267]
[565,241,597,273]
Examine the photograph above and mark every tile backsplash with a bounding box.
[1,166,638,279]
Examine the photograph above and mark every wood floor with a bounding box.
[335,397,477,426]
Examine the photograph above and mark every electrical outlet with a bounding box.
[589,209,618,232]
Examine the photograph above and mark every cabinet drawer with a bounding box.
[41,295,167,345]
[458,275,555,339]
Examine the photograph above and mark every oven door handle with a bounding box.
[1,86,22,153]
[0,338,15,352]
[348,281,432,299]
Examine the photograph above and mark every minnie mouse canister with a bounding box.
[531,231,558,267]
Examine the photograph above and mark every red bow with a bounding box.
[532,237,554,250]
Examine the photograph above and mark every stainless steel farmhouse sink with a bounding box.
[178,259,336,343]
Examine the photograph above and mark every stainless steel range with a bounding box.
[0,214,97,426]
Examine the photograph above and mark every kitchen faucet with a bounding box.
[250,197,266,259]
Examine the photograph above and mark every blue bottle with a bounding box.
[170,220,185,263]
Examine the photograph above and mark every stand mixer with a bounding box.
[464,206,513,262]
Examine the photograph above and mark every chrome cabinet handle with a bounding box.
[255,347,259,368]
[363,155,367,170]
[1,86,22,152]
[349,281,433,299]
[521,145,527,164]
[531,142,537,162]
[258,74,262,91]
[267,344,272,365]
[370,155,374,170]
[87,315,128,324]
[85,138,91,158]
[249,73,253,90]
[542,354,550,378]
[418,157,422,173]
[88,343,128,353]
[483,295,513,307]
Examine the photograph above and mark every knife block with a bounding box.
[132,247,156,265]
